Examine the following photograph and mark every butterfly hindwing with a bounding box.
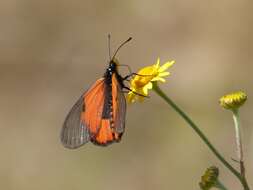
[112,74,126,134]
[91,74,126,146]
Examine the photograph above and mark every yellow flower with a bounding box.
[219,91,247,110]
[127,58,175,103]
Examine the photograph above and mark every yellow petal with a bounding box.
[127,91,135,103]
[142,87,148,95]
[154,58,160,68]
[158,71,170,77]
[151,77,166,82]
[143,82,152,95]
[127,92,135,103]
[146,82,153,89]
[141,85,148,96]
[158,60,175,72]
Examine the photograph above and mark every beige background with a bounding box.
[0,0,253,189]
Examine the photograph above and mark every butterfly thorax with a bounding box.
[104,58,119,76]
[102,60,116,119]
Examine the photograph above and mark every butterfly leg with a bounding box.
[122,73,153,81]
[122,86,149,98]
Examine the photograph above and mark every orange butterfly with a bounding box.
[61,37,132,148]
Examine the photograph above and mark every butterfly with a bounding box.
[60,37,133,148]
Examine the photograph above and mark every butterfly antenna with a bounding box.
[108,34,112,61]
[112,37,132,59]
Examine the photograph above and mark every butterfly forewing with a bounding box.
[61,78,105,149]
[81,79,106,136]
[61,96,89,149]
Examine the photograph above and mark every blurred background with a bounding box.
[0,0,252,189]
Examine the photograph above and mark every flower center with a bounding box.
[130,66,159,88]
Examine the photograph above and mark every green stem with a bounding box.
[215,179,228,190]
[152,83,248,189]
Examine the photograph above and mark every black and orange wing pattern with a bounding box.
[61,78,105,148]
[61,74,126,148]
[92,73,126,146]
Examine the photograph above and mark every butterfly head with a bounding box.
[109,57,120,71]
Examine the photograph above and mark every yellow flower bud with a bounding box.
[219,91,247,110]
[199,166,219,190]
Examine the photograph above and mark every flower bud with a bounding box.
[199,166,219,190]
[219,91,247,110]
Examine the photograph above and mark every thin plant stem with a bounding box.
[232,109,250,189]
[232,109,244,174]
[152,83,249,190]
[215,179,228,190]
